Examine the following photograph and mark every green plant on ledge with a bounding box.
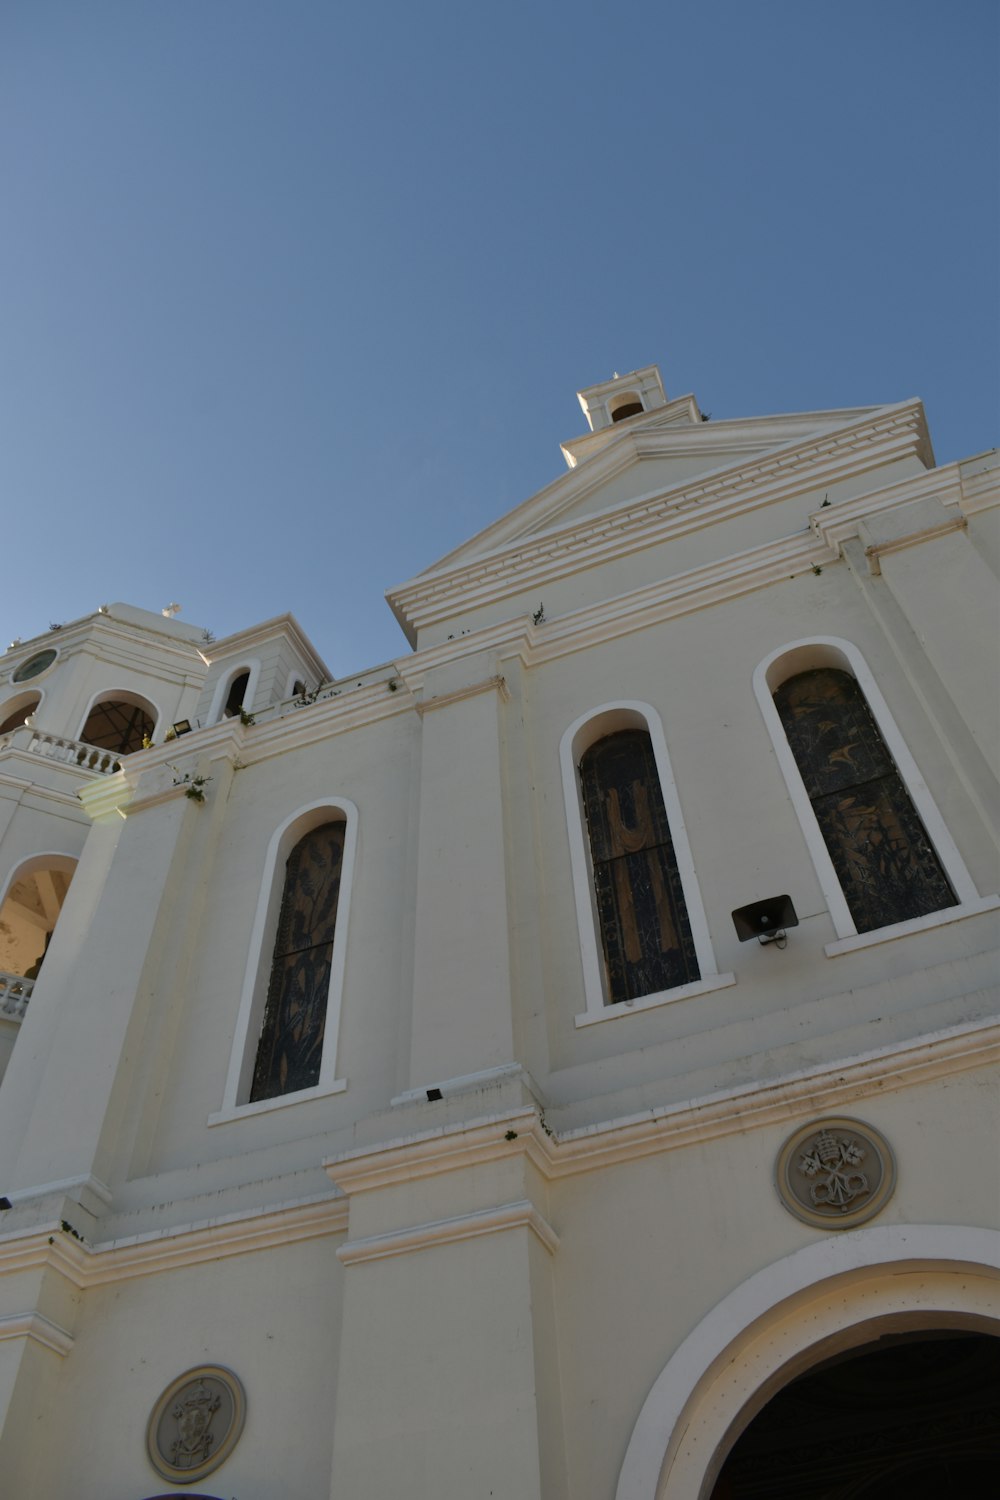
[239,708,255,726]
[170,767,212,803]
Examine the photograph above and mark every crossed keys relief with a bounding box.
[777,1118,894,1229]
[797,1128,870,1212]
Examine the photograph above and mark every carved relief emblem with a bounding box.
[146,1366,246,1484]
[776,1118,895,1228]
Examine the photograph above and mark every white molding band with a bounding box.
[337,1198,559,1266]
[0,1311,74,1357]
[325,1017,1000,1191]
[0,1194,347,1289]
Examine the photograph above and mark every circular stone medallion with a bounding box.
[146,1365,246,1484]
[776,1117,896,1229]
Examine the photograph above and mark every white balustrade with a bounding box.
[0,970,34,1021]
[0,726,121,775]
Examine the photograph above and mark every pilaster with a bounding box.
[407,661,515,1089]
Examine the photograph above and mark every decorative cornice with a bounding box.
[429,403,882,577]
[0,1194,348,1288]
[337,1198,559,1265]
[0,1310,74,1357]
[67,454,991,776]
[325,1017,1000,1193]
[387,401,931,639]
[205,612,329,682]
[412,675,509,715]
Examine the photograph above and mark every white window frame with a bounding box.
[560,701,733,1027]
[206,659,261,725]
[753,636,982,948]
[209,797,358,1123]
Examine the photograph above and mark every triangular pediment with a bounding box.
[387,395,933,646]
[422,401,885,575]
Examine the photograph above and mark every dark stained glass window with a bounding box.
[579,730,700,1005]
[80,698,154,754]
[773,668,956,934]
[250,822,345,1102]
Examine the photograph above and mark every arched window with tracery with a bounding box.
[249,820,346,1102]
[773,668,956,934]
[580,730,700,1004]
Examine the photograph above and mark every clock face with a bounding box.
[12,649,57,683]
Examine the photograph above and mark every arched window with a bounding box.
[561,702,732,1024]
[212,798,358,1122]
[0,693,41,736]
[610,392,644,423]
[79,693,156,754]
[754,638,981,945]
[249,821,345,1102]
[223,671,251,719]
[580,731,699,1002]
[0,855,78,1019]
[772,669,956,934]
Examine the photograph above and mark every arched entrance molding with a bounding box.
[615,1224,1000,1500]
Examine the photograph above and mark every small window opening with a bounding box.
[610,398,643,423]
[224,672,251,719]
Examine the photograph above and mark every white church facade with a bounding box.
[0,365,997,1497]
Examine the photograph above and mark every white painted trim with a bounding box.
[205,657,261,725]
[0,1194,349,1287]
[574,971,736,1027]
[75,684,162,743]
[0,1311,74,1357]
[6,1171,112,1209]
[752,636,979,939]
[207,1075,346,1126]
[560,701,720,1019]
[825,893,1000,956]
[337,1198,559,1265]
[326,1018,1000,1192]
[616,1225,1000,1500]
[216,797,358,1116]
[390,1060,528,1107]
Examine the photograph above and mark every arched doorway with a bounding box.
[614,1226,1000,1500]
[710,1330,999,1497]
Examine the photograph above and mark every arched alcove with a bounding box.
[0,854,78,985]
[0,692,41,735]
[79,692,157,754]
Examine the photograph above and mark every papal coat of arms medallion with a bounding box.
[146,1365,246,1484]
[775,1118,896,1228]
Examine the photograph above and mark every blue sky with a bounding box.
[2,1,997,676]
